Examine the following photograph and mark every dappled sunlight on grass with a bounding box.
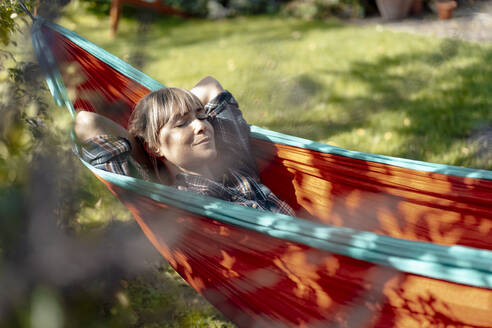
[57,2,491,171]
[116,262,235,328]
[57,2,491,174]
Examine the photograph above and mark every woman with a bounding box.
[75,76,294,215]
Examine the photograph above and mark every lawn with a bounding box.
[59,1,492,170]
[45,1,492,327]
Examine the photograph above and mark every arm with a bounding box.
[74,110,130,142]
[192,80,259,179]
[190,76,224,105]
[74,111,147,164]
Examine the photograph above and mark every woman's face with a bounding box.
[157,106,217,174]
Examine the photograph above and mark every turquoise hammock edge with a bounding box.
[250,126,492,180]
[38,18,492,181]
[84,161,492,290]
[31,17,492,288]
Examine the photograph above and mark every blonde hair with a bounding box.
[129,87,204,155]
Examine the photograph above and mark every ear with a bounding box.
[153,147,168,161]
[142,141,161,158]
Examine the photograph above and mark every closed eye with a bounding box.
[174,114,190,128]
[174,108,208,127]
[197,113,209,120]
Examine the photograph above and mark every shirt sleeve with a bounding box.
[205,90,259,180]
[79,135,135,177]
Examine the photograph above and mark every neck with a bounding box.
[159,158,214,183]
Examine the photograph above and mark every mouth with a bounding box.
[193,137,211,146]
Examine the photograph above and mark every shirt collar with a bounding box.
[175,172,228,198]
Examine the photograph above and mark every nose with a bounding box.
[191,117,208,135]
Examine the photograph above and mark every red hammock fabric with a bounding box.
[45,25,492,327]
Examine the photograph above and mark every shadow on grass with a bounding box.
[65,7,490,170]
[341,39,491,168]
[261,37,491,169]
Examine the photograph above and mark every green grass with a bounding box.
[59,1,492,170]
[47,1,492,327]
[109,262,234,328]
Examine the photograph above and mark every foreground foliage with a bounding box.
[1,1,234,327]
[1,0,491,327]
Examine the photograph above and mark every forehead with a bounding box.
[168,104,203,121]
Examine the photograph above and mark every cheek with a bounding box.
[160,129,194,160]
[162,130,187,148]
[168,131,186,146]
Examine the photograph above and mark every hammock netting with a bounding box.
[31,17,492,327]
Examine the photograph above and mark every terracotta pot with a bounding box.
[436,0,457,20]
[376,0,414,20]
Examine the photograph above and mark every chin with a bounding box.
[203,149,217,161]
[190,148,216,163]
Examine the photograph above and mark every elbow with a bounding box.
[202,75,217,83]
[199,76,222,89]
[203,76,224,97]
[74,111,95,142]
[192,76,224,105]
[74,110,130,142]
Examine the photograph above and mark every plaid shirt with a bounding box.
[80,135,132,175]
[80,135,149,180]
[80,91,295,216]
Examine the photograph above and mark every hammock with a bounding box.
[31,16,492,328]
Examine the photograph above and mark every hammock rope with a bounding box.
[31,15,492,327]
[16,0,35,21]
